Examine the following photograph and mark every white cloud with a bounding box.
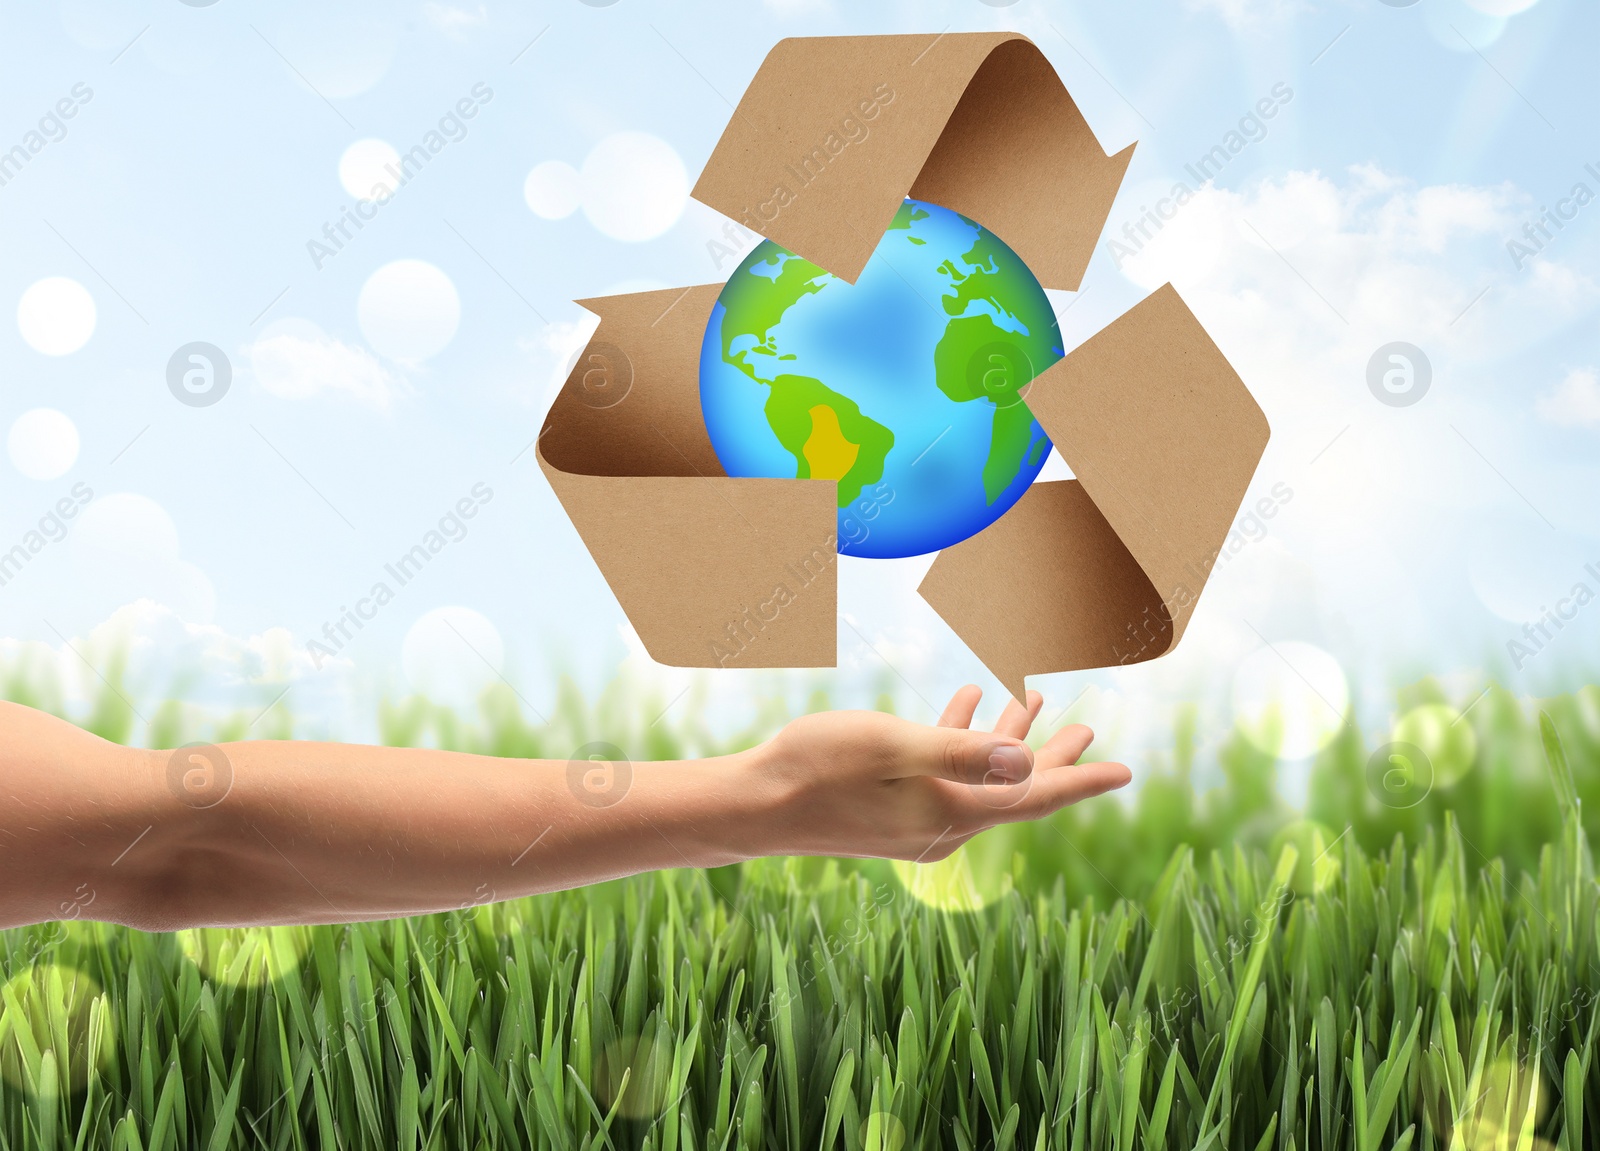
[1182,0,1301,30]
[1116,164,1593,401]
[521,312,601,411]
[68,494,216,624]
[1107,165,1600,586]
[423,2,487,38]
[402,606,502,711]
[0,601,355,738]
[837,607,939,703]
[1536,368,1600,428]
[1466,510,1596,622]
[86,600,327,686]
[244,318,400,406]
[763,0,833,14]
[617,620,696,699]
[267,11,396,100]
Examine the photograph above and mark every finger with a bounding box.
[937,685,983,729]
[938,756,1129,824]
[986,760,1132,824]
[1035,724,1094,770]
[899,722,1034,787]
[991,690,1043,740]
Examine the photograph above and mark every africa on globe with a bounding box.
[698,198,1063,559]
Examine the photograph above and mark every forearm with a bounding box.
[1,702,774,930]
[162,739,774,927]
[3,688,1130,931]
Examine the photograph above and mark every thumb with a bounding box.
[902,724,1034,787]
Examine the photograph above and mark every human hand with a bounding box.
[739,686,1131,862]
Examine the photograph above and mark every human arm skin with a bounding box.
[0,687,1130,931]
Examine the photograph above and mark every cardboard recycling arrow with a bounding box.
[919,284,1270,699]
[693,32,1133,288]
[538,285,839,671]
[538,32,1270,701]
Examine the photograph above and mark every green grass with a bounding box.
[2,663,1599,1149]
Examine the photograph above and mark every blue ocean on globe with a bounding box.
[698,198,1063,559]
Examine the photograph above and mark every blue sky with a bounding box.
[0,0,1596,776]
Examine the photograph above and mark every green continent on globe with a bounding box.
[717,250,829,377]
[762,374,895,507]
[886,203,931,239]
[928,213,1061,505]
[715,249,894,508]
[933,313,1044,505]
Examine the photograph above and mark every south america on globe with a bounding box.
[698,198,1063,559]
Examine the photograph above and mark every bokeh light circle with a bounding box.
[1393,703,1477,788]
[177,924,310,989]
[358,259,461,362]
[1231,642,1349,759]
[743,854,849,896]
[7,408,80,479]
[892,834,1018,912]
[1462,0,1540,15]
[1366,741,1434,809]
[859,1113,908,1151]
[17,277,96,356]
[339,138,402,200]
[0,963,113,1095]
[524,160,582,219]
[1439,1057,1548,1151]
[1424,0,1508,50]
[1271,819,1342,896]
[579,131,689,241]
[592,1030,676,1118]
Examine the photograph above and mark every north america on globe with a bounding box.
[698,198,1064,559]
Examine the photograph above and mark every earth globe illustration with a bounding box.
[698,198,1063,559]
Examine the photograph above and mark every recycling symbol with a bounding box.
[538,33,1269,701]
